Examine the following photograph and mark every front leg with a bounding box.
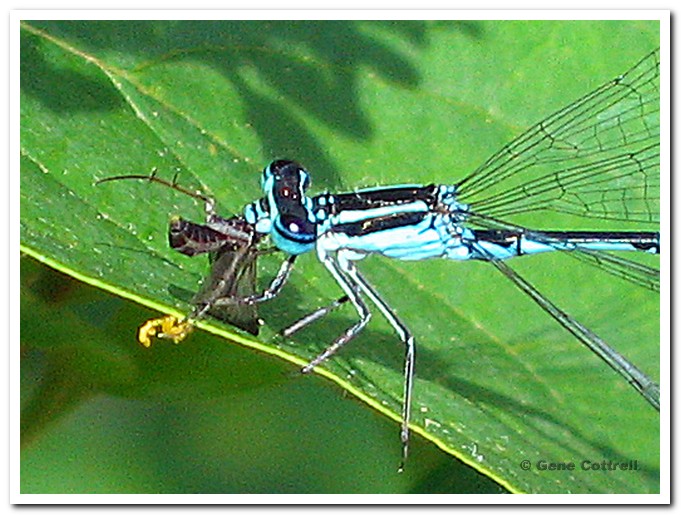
[212,254,297,307]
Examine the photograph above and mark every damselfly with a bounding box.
[101,48,660,469]
[235,48,660,467]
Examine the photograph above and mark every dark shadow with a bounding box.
[432,20,486,39]
[409,455,508,494]
[20,32,123,112]
[21,20,484,188]
[167,283,195,305]
[227,73,342,186]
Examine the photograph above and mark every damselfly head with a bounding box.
[262,160,311,196]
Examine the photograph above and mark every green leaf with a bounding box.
[20,20,660,493]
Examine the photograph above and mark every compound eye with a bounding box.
[268,160,296,177]
[279,214,315,240]
[300,170,311,191]
[284,216,304,234]
[263,160,285,183]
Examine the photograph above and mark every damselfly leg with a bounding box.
[212,254,298,307]
[281,242,417,469]
[280,295,350,338]
[98,171,351,343]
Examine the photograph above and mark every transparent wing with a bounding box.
[473,241,659,410]
[564,247,659,292]
[456,49,660,228]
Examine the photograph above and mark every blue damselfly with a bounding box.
[237,48,660,467]
[102,48,660,468]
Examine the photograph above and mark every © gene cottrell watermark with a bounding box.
[519,460,641,472]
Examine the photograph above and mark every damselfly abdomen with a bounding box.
[242,49,660,467]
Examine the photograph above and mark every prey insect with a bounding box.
[97,171,266,343]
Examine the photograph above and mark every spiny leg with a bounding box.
[299,249,416,470]
[98,171,259,345]
[280,295,350,337]
[300,252,372,374]
[170,254,297,340]
[137,243,251,347]
[342,260,416,471]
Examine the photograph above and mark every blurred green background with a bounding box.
[22,255,505,493]
[20,19,660,494]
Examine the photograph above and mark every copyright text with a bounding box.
[519,460,640,472]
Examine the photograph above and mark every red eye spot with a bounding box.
[281,187,291,197]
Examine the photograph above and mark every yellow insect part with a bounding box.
[138,315,193,348]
